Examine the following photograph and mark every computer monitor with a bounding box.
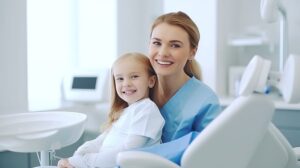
[63,69,110,103]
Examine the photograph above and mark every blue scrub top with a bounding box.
[161,77,221,143]
[138,77,221,165]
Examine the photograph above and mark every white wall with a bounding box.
[287,0,300,57]
[117,0,163,56]
[0,0,28,114]
[216,0,244,96]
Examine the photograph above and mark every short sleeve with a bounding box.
[128,100,164,140]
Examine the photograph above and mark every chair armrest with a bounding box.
[117,151,180,168]
[294,147,300,161]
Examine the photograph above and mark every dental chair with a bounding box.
[117,55,300,168]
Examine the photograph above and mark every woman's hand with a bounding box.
[57,159,74,168]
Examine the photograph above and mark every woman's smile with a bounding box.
[156,59,173,65]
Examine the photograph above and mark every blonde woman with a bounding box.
[135,11,221,164]
[58,53,164,168]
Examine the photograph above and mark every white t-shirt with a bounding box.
[68,98,164,168]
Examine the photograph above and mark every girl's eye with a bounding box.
[115,77,123,81]
[131,75,139,79]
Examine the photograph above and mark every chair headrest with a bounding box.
[238,55,271,96]
[279,54,300,103]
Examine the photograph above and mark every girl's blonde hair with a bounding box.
[151,11,202,80]
[102,52,156,131]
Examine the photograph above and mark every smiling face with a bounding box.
[149,23,196,78]
[113,56,155,105]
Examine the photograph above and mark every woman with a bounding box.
[139,11,221,164]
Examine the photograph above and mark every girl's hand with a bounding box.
[57,159,74,168]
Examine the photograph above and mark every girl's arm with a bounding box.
[68,135,150,168]
[123,134,150,149]
[57,159,74,168]
[57,131,108,168]
[73,131,108,156]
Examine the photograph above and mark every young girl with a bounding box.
[58,52,165,168]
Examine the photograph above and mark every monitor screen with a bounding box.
[72,77,97,89]
[63,69,110,102]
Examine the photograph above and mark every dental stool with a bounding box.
[117,55,300,168]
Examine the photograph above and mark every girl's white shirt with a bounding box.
[68,98,165,168]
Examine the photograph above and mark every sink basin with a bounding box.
[0,111,87,153]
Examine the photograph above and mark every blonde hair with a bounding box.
[151,11,202,80]
[102,52,156,131]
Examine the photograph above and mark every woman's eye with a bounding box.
[152,41,161,46]
[171,43,181,48]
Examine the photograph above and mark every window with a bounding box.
[27,0,116,111]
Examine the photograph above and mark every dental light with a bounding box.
[260,0,288,72]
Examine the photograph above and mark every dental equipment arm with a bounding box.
[260,0,288,72]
